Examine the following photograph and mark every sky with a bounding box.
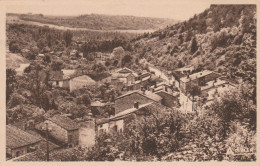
[5,0,211,20]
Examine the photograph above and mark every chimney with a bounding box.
[134,101,139,109]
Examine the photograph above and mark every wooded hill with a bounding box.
[131,5,256,88]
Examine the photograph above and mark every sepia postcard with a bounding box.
[0,0,259,165]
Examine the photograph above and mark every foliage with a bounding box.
[6,68,17,102]
[63,30,73,47]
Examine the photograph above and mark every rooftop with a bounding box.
[71,75,96,84]
[116,90,162,102]
[96,118,109,125]
[6,125,42,149]
[116,67,135,74]
[180,70,216,83]
[155,90,179,97]
[110,102,153,121]
[111,102,167,121]
[48,115,79,131]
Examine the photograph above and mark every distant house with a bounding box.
[69,75,96,92]
[6,125,42,159]
[94,52,109,62]
[115,90,162,114]
[179,70,220,94]
[44,115,79,147]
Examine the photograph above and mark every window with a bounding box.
[114,125,118,132]
[16,151,20,157]
[56,81,59,86]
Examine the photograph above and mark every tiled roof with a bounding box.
[48,115,79,131]
[155,90,179,97]
[110,102,167,121]
[61,69,76,79]
[116,67,135,74]
[71,75,96,84]
[180,70,215,83]
[110,102,153,120]
[6,125,42,149]
[116,90,162,102]
[96,118,109,125]
[91,101,106,107]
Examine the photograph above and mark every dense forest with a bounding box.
[131,5,256,88]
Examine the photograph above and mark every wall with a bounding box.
[115,93,154,114]
[68,129,79,147]
[155,91,178,108]
[179,92,197,114]
[46,120,68,143]
[8,142,40,158]
[62,80,70,89]
[50,80,63,88]
[97,122,109,134]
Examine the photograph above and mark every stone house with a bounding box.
[45,115,79,147]
[115,90,162,114]
[179,70,220,94]
[98,102,167,134]
[6,125,42,159]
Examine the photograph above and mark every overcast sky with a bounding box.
[5,0,211,20]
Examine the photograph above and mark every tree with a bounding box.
[190,37,198,54]
[186,84,201,113]
[51,59,63,71]
[6,69,17,102]
[63,30,73,47]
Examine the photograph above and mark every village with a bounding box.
[6,48,238,160]
[5,3,257,162]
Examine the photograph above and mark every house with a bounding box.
[96,118,110,135]
[44,115,79,147]
[155,90,179,108]
[115,90,162,114]
[97,102,167,134]
[6,125,42,159]
[179,70,220,94]
[90,101,106,115]
[61,69,76,89]
[179,92,200,114]
[150,81,173,93]
[69,75,96,92]
[94,52,110,62]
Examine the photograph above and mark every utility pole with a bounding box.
[43,122,51,161]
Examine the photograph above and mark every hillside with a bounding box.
[7,13,178,30]
[131,5,256,87]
